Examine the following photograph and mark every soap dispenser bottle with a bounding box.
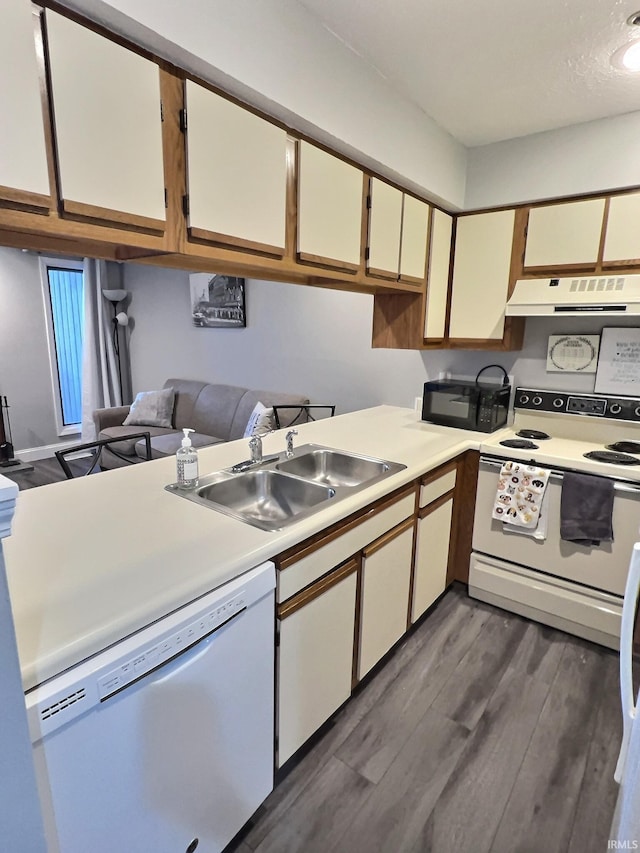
[176,428,199,489]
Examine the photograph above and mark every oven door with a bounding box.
[473,455,640,597]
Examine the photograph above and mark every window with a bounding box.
[40,258,83,435]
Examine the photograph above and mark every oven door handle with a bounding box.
[479,456,640,493]
[615,542,640,783]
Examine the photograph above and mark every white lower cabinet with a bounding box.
[358,520,414,679]
[411,496,454,623]
[277,559,357,767]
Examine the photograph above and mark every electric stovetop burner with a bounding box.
[584,450,640,465]
[516,429,551,440]
[500,439,539,450]
[606,441,640,454]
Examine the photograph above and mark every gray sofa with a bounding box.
[93,378,310,470]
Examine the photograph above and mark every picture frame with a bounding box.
[189,273,246,328]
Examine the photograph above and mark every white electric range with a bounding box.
[471,387,640,650]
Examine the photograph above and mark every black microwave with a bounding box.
[421,375,510,433]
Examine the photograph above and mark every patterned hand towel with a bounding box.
[492,461,551,529]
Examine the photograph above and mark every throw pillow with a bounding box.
[243,401,275,438]
[123,387,175,429]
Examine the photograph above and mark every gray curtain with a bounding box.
[81,259,122,441]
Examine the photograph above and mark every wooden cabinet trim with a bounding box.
[362,516,414,559]
[352,555,364,688]
[420,458,458,486]
[0,185,50,215]
[59,199,165,234]
[297,251,360,274]
[159,68,186,253]
[398,272,425,286]
[277,482,417,570]
[367,265,400,281]
[595,196,611,270]
[418,488,455,520]
[278,556,359,618]
[188,226,284,257]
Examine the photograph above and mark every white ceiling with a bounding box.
[297,0,640,147]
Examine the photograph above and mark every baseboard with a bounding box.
[15,440,82,463]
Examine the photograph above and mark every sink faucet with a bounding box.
[249,434,263,464]
[285,429,298,457]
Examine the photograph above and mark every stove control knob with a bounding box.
[635,406,640,419]
[610,403,622,415]
[532,396,543,406]
[519,394,529,405]
[553,397,564,408]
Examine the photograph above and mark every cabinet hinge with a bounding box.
[182,194,189,217]
[179,108,188,133]
[366,195,371,210]
[365,247,370,261]
[160,100,164,122]
[164,188,168,209]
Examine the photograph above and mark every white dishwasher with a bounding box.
[26,562,275,853]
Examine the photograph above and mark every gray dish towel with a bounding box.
[560,471,614,546]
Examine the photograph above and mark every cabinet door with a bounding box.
[0,0,50,211]
[400,195,430,284]
[297,141,363,271]
[412,496,454,623]
[524,198,605,269]
[367,178,402,279]
[185,81,287,254]
[603,193,640,264]
[449,209,515,341]
[424,208,452,340]
[358,521,414,680]
[277,561,357,767]
[46,11,165,231]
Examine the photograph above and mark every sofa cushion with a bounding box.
[190,383,248,439]
[123,388,175,428]
[135,431,224,460]
[99,425,175,456]
[229,390,310,439]
[163,378,209,430]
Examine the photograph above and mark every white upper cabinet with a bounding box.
[0,0,50,207]
[297,141,363,270]
[367,178,402,278]
[185,81,287,253]
[603,192,640,263]
[524,198,605,268]
[449,209,515,341]
[46,11,165,228]
[424,208,452,339]
[400,195,430,282]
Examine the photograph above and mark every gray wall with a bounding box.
[124,263,636,412]
[0,247,61,453]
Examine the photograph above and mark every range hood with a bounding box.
[505,275,640,317]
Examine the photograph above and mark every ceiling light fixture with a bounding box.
[612,11,640,71]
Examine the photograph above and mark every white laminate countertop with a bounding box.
[3,406,489,691]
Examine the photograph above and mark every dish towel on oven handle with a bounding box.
[492,461,551,530]
[504,485,551,541]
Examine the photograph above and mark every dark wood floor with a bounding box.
[236,586,622,853]
[1,456,95,489]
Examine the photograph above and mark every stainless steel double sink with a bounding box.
[166,443,406,532]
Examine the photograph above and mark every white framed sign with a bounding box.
[595,327,640,395]
[546,334,599,373]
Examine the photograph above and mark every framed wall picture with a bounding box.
[595,327,640,396]
[546,334,599,373]
[189,273,246,328]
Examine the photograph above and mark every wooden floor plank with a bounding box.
[430,609,529,730]
[243,586,471,849]
[568,650,623,853]
[336,590,493,783]
[253,756,374,853]
[327,709,470,853]
[490,637,616,853]
[419,670,550,853]
[503,618,567,686]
